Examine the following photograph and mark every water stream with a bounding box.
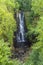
[12,11,29,61]
[17,11,25,43]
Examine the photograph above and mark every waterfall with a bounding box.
[17,11,25,43]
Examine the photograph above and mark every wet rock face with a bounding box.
[11,45,29,62]
[16,12,25,42]
[15,11,27,48]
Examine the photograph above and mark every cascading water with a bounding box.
[16,11,25,43]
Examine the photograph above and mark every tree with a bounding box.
[32,0,43,15]
[16,0,32,11]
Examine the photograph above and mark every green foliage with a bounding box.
[24,0,43,65]
[25,17,43,65]
[0,10,16,44]
[25,11,38,43]
[34,16,43,42]
[24,41,43,65]
[25,0,43,43]
[0,39,10,65]
[16,0,32,11]
[0,39,22,65]
[32,0,43,15]
[0,0,43,65]
[0,0,17,44]
[0,0,23,65]
[5,0,19,12]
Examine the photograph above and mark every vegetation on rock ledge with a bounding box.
[0,0,43,65]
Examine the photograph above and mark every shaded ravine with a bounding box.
[12,11,30,62]
[17,11,25,42]
[15,11,27,48]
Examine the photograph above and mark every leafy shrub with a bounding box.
[5,0,19,13]
[0,39,22,65]
[25,0,43,43]
[24,41,43,65]
[0,39,10,65]
[0,8,16,44]
[23,0,43,65]
[16,0,32,11]
[32,0,43,15]
[0,1,23,65]
[0,0,18,44]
